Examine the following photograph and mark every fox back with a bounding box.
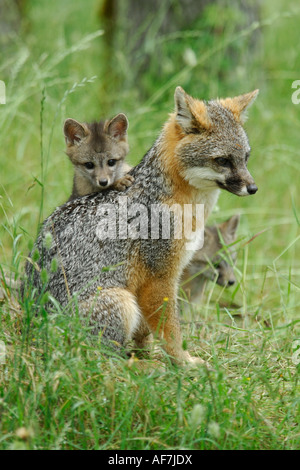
[64,113,132,201]
[182,215,240,303]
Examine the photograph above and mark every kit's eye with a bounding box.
[107,159,117,167]
[84,162,94,169]
[245,152,250,162]
[215,157,232,168]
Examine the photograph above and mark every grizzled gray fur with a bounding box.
[23,86,258,363]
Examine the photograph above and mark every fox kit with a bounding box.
[182,215,240,304]
[64,113,133,201]
[25,86,258,365]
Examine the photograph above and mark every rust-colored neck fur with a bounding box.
[160,116,187,187]
[158,114,200,204]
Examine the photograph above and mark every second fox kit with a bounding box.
[25,86,258,365]
[182,215,240,304]
[64,113,133,201]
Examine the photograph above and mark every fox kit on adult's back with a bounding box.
[64,113,133,201]
[25,86,258,365]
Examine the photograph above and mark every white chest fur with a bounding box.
[178,187,220,273]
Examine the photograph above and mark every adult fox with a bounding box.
[24,86,258,365]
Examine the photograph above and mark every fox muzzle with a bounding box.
[217,169,258,197]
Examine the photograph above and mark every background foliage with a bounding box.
[0,0,299,450]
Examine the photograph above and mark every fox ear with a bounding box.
[174,86,194,132]
[174,86,211,133]
[64,119,88,146]
[220,89,259,124]
[220,214,240,241]
[106,113,129,141]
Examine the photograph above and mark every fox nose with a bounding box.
[227,279,235,286]
[247,184,258,195]
[99,179,108,187]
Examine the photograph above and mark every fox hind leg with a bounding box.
[79,288,141,349]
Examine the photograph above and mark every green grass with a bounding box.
[0,0,300,450]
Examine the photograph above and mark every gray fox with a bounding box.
[181,215,240,304]
[64,113,133,201]
[24,86,258,365]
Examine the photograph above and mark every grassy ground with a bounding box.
[0,0,299,450]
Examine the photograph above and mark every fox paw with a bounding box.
[187,356,206,365]
[114,174,134,191]
[180,352,209,368]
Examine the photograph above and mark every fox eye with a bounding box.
[84,162,94,169]
[215,157,232,168]
[245,152,250,162]
[107,159,117,167]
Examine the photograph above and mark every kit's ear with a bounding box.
[105,113,129,141]
[64,119,89,146]
[220,214,240,241]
